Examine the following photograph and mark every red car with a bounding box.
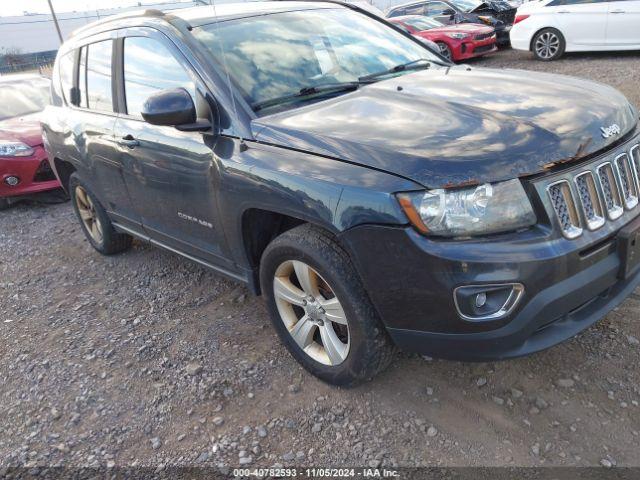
[390,15,497,62]
[0,75,60,209]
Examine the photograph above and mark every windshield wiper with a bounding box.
[252,82,362,113]
[358,58,437,83]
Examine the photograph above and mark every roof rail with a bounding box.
[70,8,167,39]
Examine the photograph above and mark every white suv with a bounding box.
[510,0,640,60]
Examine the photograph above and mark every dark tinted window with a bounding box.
[123,36,195,117]
[426,2,454,15]
[58,51,75,105]
[78,47,88,108]
[404,4,428,15]
[86,40,113,112]
[388,7,406,17]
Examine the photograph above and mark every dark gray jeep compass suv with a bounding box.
[43,1,640,385]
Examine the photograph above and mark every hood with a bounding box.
[426,23,494,34]
[0,113,43,147]
[470,0,515,12]
[252,67,638,189]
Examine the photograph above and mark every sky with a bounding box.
[1,0,199,17]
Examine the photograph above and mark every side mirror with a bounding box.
[141,88,197,127]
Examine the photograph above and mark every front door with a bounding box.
[551,0,608,46]
[606,0,640,47]
[113,30,232,270]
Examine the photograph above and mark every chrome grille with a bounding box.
[574,172,605,231]
[615,153,638,209]
[548,181,582,239]
[597,162,624,220]
[544,142,639,239]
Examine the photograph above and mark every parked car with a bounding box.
[511,0,640,61]
[389,15,497,60]
[386,0,514,45]
[43,2,640,386]
[0,74,59,209]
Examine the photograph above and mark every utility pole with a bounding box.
[47,0,64,45]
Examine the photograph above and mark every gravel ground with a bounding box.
[2,49,640,472]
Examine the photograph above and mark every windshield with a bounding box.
[403,17,445,30]
[0,79,51,121]
[194,8,438,114]
[450,0,483,12]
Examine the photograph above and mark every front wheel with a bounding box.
[260,224,396,386]
[436,42,453,62]
[532,28,565,61]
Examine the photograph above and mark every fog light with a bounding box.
[475,292,487,308]
[454,283,524,322]
[4,176,20,186]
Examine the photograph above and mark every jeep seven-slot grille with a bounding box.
[546,142,640,239]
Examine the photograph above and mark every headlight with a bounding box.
[0,141,34,157]
[397,179,537,237]
[445,33,470,39]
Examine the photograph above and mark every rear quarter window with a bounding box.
[58,51,75,105]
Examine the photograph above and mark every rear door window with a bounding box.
[122,36,195,118]
[86,40,113,112]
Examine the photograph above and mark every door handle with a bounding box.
[557,10,570,13]
[610,9,625,13]
[118,134,139,149]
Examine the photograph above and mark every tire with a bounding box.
[69,173,132,255]
[436,42,453,62]
[532,28,565,61]
[0,198,10,211]
[260,224,396,386]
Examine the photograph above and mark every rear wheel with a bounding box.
[532,28,565,61]
[436,42,453,61]
[260,224,396,386]
[69,174,132,255]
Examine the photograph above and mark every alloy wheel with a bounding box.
[273,260,350,366]
[438,42,452,61]
[75,185,103,244]
[535,32,560,60]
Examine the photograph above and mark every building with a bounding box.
[0,1,202,55]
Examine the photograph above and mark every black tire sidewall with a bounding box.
[69,174,130,255]
[532,28,566,61]
[260,227,393,386]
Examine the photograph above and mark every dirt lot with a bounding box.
[1,49,640,472]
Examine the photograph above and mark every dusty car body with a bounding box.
[42,1,640,384]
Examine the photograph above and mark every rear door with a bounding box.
[113,28,232,269]
[606,0,640,47]
[72,34,141,228]
[549,0,608,46]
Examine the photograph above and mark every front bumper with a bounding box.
[340,215,640,361]
[0,146,60,199]
[495,25,512,45]
[456,38,498,60]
